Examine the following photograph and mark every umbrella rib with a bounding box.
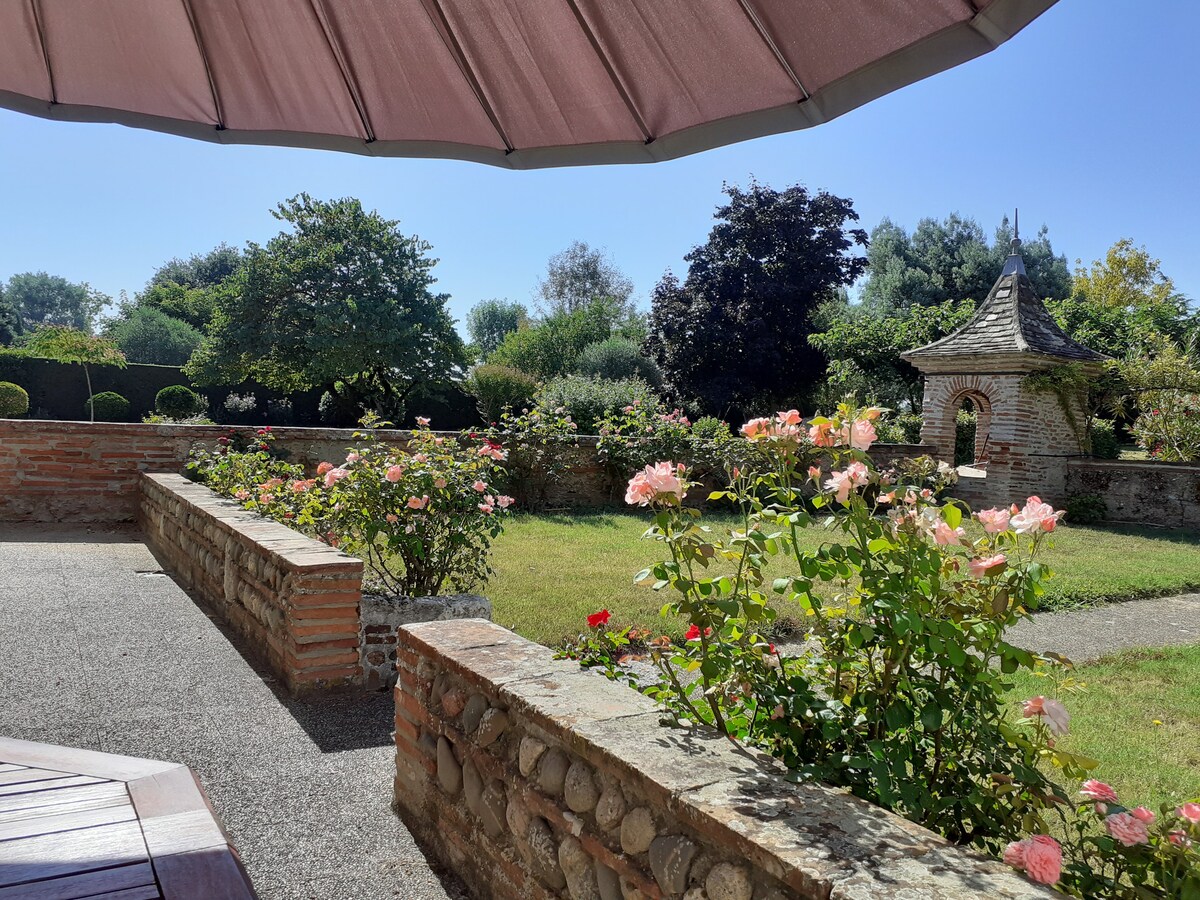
[308,0,376,143]
[180,0,226,129]
[28,0,56,104]
[421,0,516,154]
[733,0,810,101]
[562,0,652,144]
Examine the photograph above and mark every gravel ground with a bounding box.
[0,525,467,900]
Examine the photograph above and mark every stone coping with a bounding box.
[1067,457,1200,472]
[395,619,1052,899]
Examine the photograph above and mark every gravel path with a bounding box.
[0,525,466,900]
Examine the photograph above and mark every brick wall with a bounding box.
[1067,459,1200,528]
[393,619,1051,900]
[139,473,364,694]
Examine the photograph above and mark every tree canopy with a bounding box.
[536,241,634,317]
[0,285,22,345]
[487,299,618,379]
[465,299,528,358]
[646,180,868,419]
[147,243,244,291]
[186,194,465,416]
[4,272,108,332]
[104,306,203,366]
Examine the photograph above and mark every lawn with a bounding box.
[485,512,1200,647]
[1003,645,1200,809]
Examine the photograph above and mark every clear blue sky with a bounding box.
[1,0,1196,332]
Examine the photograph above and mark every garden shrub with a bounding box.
[1132,394,1200,462]
[155,385,206,419]
[1089,419,1120,459]
[535,374,655,433]
[876,411,923,444]
[86,391,130,422]
[466,364,538,424]
[486,407,578,511]
[267,397,294,425]
[954,407,977,466]
[561,403,1200,897]
[318,385,359,427]
[574,337,664,389]
[0,381,29,418]
[222,392,258,425]
[596,401,738,487]
[1066,492,1108,525]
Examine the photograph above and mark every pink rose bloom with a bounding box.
[1130,806,1156,825]
[841,418,877,451]
[1169,830,1192,847]
[385,465,404,483]
[642,461,686,502]
[976,507,1011,533]
[234,489,250,501]
[291,480,311,493]
[413,453,428,463]
[808,421,835,447]
[478,446,507,461]
[968,553,1007,579]
[1022,695,1069,736]
[434,477,447,489]
[416,417,430,426]
[824,461,869,504]
[496,495,515,509]
[807,465,821,480]
[933,521,965,547]
[385,513,398,524]
[472,480,488,492]
[406,495,428,510]
[1106,811,1150,846]
[1002,841,1026,869]
[1177,803,1200,824]
[776,409,802,427]
[316,461,333,476]
[741,417,772,440]
[861,407,884,421]
[258,493,273,505]
[1023,835,1062,885]
[1080,780,1119,803]
[625,470,657,506]
[1011,496,1063,534]
[346,452,361,464]
[324,467,348,488]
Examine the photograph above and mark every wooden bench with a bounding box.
[0,737,256,899]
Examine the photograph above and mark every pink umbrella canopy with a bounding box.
[0,0,1055,168]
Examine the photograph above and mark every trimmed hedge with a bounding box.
[87,391,131,422]
[156,384,206,419]
[0,381,29,418]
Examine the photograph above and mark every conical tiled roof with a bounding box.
[903,256,1106,365]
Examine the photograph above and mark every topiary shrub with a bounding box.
[86,391,131,422]
[155,384,206,419]
[1088,418,1120,459]
[466,364,539,424]
[536,375,656,434]
[575,338,664,389]
[1065,492,1108,525]
[0,381,29,418]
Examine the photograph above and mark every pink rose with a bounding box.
[1106,811,1150,846]
[478,497,495,514]
[434,477,447,489]
[416,417,430,426]
[824,461,870,504]
[385,513,398,524]
[234,489,250,501]
[1023,835,1062,885]
[385,465,404,483]
[291,479,311,493]
[741,417,772,440]
[1169,831,1192,847]
[1022,695,1069,736]
[473,480,487,492]
[968,553,1007,579]
[841,418,877,451]
[933,521,965,547]
[1177,802,1200,824]
[643,461,686,502]
[776,409,802,427]
[807,465,821,480]
[1130,806,1156,824]
[625,470,656,506]
[1002,841,1026,869]
[496,495,515,509]
[1080,780,1119,803]
[324,467,348,488]
[345,452,361,464]
[406,495,428,510]
[1011,496,1063,534]
[808,421,835,447]
[316,461,333,476]
[976,507,1011,533]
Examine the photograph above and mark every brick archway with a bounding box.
[948,387,994,465]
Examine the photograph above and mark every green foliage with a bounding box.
[1122,340,1200,461]
[317,386,356,427]
[535,374,656,433]
[1023,362,1129,456]
[596,402,739,487]
[1089,419,1120,459]
[486,406,580,511]
[809,298,974,410]
[26,326,127,422]
[187,194,465,418]
[104,306,202,365]
[646,180,868,419]
[155,385,205,419]
[487,299,619,379]
[1065,493,1108,525]
[0,381,29,418]
[134,282,225,332]
[4,272,108,332]
[466,364,538,424]
[0,286,23,345]
[955,407,978,466]
[575,337,664,388]
[875,411,923,444]
[465,299,527,358]
[536,240,634,317]
[86,391,130,422]
[860,214,1071,311]
[147,243,243,291]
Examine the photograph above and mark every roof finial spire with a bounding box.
[1000,208,1026,277]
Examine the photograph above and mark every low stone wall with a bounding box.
[139,473,365,694]
[362,593,491,691]
[393,619,1050,900]
[1067,458,1200,527]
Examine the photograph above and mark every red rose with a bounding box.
[685,624,713,641]
[586,609,611,628]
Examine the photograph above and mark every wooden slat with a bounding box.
[0,775,107,798]
[0,739,177,782]
[0,782,129,818]
[0,819,150,885]
[155,846,256,900]
[0,766,26,775]
[0,768,75,788]
[0,802,138,842]
[0,861,158,900]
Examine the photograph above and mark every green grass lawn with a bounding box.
[485,512,1200,647]
[1003,645,1200,808]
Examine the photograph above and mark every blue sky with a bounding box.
[1,0,1196,332]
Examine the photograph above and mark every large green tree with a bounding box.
[536,241,634,317]
[860,214,1071,311]
[104,306,203,366]
[4,272,108,332]
[0,284,22,345]
[465,299,528,358]
[148,243,244,291]
[646,180,868,419]
[487,299,618,379]
[186,195,465,416]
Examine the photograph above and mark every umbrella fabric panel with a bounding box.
[0,0,52,102]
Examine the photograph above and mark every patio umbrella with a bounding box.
[0,0,1055,168]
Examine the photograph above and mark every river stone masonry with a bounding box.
[393,619,1054,900]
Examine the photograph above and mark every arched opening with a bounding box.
[950,390,993,469]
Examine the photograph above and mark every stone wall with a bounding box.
[139,473,365,694]
[393,619,1051,900]
[1067,459,1200,527]
[361,593,492,691]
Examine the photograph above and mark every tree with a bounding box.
[104,306,203,366]
[1071,239,1185,310]
[466,299,528,358]
[487,299,620,379]
[809,299,976,410]
[186,194,465,417]
[136,281,225,331]
[860,214,1070,311]
[148,243,243,291]
[646,180,868,419]
[536,241,634,317]
[0,284,22,345]
[5,272,108,332]
[25,327,126,422]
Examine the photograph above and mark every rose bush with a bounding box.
[596,399,741,490]
[561,402,1199,897]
